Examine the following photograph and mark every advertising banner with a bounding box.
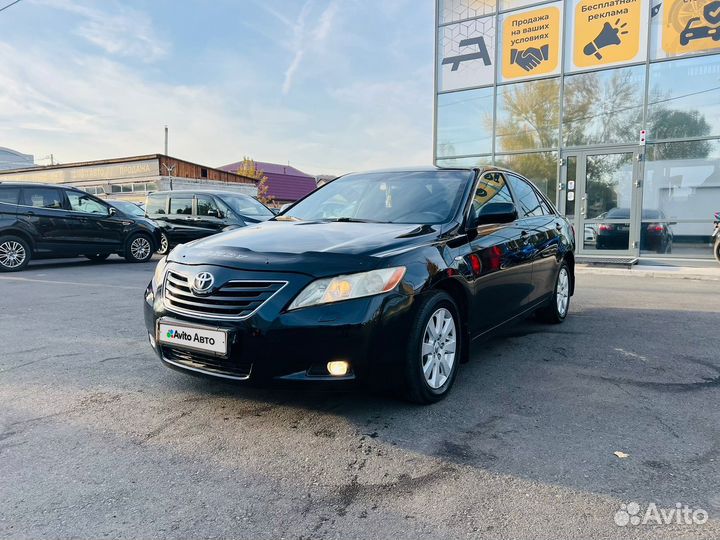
[438,16,496,91]
[501,3,562,81]
[569,0,649,70]
[661,0,720,56]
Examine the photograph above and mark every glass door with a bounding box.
[561,147,643,256]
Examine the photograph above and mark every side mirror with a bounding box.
[108,207,117,216]
[471,202,518,227]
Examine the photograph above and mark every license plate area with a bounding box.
[157,320,228,356]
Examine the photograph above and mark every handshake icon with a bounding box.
[510,44,550,72]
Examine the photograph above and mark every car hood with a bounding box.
[168,220,441,277]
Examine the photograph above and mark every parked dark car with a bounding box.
[0,182,161,272]
[144,167,575,403]
[145,190,275,255]
[596,208,673,253]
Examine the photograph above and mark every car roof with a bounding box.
[147,189,254,197]
[0,182,79,189]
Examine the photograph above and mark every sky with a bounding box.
[0,0,435,175]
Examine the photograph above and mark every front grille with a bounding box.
[163,270,287,320]
[162,346,252,379]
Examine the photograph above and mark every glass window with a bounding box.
[501,0,553,11]
[0,187,20,205]
[496,78,560,151]
[111,184,122,193]
[562,65,645,146]
[145,194,167,216]
[643,139,720,258]
[647,55,720,140]
[471,172,514,216]
[170,197,193,215]
[22,188,64,209]
[218,195,273,218]
[110,200,144,217]
[494,151,558,202]
[283,171,472,224]
[507,174,545,216]
[437,88,494,157]
[196,196,222,217]
[440,0,496,23]
[437,155,492,167]
[67,192,109,215]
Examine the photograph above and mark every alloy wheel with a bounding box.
[556,267,570,317]
[0,240,26,269]
[159,233,169,254]
[421,307,457,389]
[130,237,151,261]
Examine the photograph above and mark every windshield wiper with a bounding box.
[323,217,380,223]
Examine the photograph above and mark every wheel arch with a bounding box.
[0,228,35,252]
[563,251,575,296]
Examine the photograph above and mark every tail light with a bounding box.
[646,223,664,232]
[598,224,614,232]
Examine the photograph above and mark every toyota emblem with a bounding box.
[192,271,215,295]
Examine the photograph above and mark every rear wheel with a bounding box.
[0,235,31,272]
[402,291,461,404]
[85,253,110,262]
[536,262,571,324]
[156,232,170,255]
[124,234,154,263]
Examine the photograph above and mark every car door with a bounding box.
[464,172,534,334]
[194,194,231,237]
[18,186,75,255]
[506,174,561,305]
[166,194,198,244]
[64,190,125,251]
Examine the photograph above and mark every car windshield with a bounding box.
[110,200,144,217]
[219,194,274,218]
[280,170,472,224]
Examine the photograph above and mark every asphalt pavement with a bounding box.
[1,255,719,539]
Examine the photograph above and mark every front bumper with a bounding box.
[143,269,416,385]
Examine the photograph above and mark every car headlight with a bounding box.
[288,267,406,311]
[152,256,168,288]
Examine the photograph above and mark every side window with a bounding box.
[67,192,108,215]
[507,175,544,218]
[471,172,514,216]
[0,187,20,205]
[22,188,65,210]
[196,196,222,218]
[169,196,193,215]
[146,195,167,216]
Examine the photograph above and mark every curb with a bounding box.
[575,265,720,281]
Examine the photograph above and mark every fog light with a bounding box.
[327,360,350,376]
[148,332,156,349]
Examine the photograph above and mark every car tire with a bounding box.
[156,232,170,255]
[536,261,571,324]
[124,233,154,263]
[0,235,31,272]
[85,253,110,262]
[402,291,461,404]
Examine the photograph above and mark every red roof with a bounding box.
[219,160,317,202]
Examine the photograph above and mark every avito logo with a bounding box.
[166,329,192,341]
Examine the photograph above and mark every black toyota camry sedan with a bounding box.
[144,167,575,403]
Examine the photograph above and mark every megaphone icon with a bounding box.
[583,19,629,60]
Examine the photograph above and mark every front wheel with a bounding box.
[156,232,170,255]
[124,234,154,263]
[402,291,461,404]
[0,235,31,272]
[536,262,571,324]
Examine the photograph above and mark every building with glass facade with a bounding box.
[434,0,720,260]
